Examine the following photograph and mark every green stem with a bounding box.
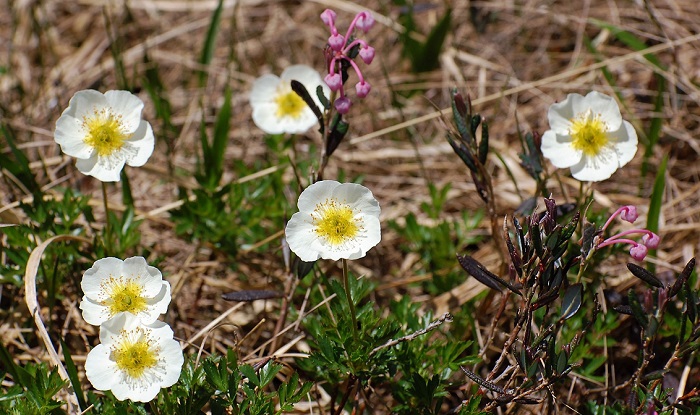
[342,258,358,341]
[101,181,112,255]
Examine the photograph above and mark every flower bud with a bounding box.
[355,11,375,32]
[328,33,345,51]
[355,80,371,98]
[320,9,337,26]
[620,205,638,223]
[642,232,660,249]
[324,73,343,91]
[359,46,375,64]
[335,96,352,114]
[630,244,648,261]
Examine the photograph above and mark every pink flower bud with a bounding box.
[642,232,660,249]
[328,33,345,51]
[359,46,375,64]
[355,11,375,32]
[355,80,371,98]
[320,9,337,26]
[620,205,638,223]
[630,244,648,261]
[324,73,343,91]
[335,96,352,114]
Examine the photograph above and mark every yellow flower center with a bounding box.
[275,89,306,119]
[313,199,360,246]
[569,109,609,156]
[113,332,159,379]
[102,277,148,317]
[83,109,131,156]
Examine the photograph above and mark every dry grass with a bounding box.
[2,0,700,412]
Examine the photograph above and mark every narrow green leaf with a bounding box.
[412,9,452,72]
[198,0,225,86]
[590,19,666,70]
[61,339,87,410]
[210,86,232,185]
[646,155,667,273]
[560,283,582,321]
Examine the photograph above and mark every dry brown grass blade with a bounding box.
[23,234,91,408]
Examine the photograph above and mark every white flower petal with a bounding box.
[541,91,638,182]
[125,121,155,167]
[249,65,327,134]
[280,64,330,108]
[81,257,124,295]
[79,298,110,326]
[285,180,381,261]
[54,89,153,182]
[609,120,638,167]
[581,91,622,130]
[104,90,145,132]
[76,155,124,182]
[54,116,94,159]
[64,90,109,120]
[250,75,281,106]
[570,146,619,181]
[540,131,582,168]
[86,314,183,403]
[79,256,171,326]
[85,344,118,389]
[297,180,341,212]
[547,94,580,133]
[252,104,284,134]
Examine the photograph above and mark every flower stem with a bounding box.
[342,258,358,341]
[101,182,112,255]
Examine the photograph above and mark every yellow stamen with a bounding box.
[83,109,131,156]
[275,90,306,119]
[102,277,148,317]
[113,333,158,379]
[569,109,610,156]
[313,199,360,246]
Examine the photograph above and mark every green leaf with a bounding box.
[411,9,452,72]
[560,283,582,321]
[198,0,224,86]
[646,154,667,273]
[239,364,259,387]
[61,339,87,410]
[590,19,666,70]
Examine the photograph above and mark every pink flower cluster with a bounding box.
[597,205,660,261]
[321,9,375,114]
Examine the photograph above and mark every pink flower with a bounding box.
[335,97,352,114]
[630,244,648,261]
[359,46,375,65]
[642,233,660,249]
[355,11,375,32]
[325,73,343,91]
[356,81,371,98]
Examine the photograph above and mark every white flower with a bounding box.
[54,90,154,182]
[79,257,171,326]
[540,91,638,182]
[250,65,330,134]
[285,180,381,261]
[85,312,183,402]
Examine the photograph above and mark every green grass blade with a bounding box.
[60,340,87,410]
[641,75,666,177]
[646,155,667,273]
[210,86,232,186]
[589,19,666,70]
[198,0,224,87]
